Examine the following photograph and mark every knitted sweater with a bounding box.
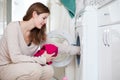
[0,21,46,66]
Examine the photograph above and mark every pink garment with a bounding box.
[62,76,68,80]
[34,44,58,65]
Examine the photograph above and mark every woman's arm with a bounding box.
[44,38,80,55]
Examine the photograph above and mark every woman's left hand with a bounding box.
[43,51,55,62]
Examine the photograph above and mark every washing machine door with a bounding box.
[47,30,74,67]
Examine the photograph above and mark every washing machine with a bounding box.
[75,6,99,80]
[47,29,76,80]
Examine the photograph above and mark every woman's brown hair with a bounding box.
[23,2,50,45]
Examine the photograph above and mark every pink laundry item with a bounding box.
[34,44,58,65]
[62,76,68,80]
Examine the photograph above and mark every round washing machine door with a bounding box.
[47,30,74,67]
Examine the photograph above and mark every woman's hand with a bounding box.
[43,51,55,63]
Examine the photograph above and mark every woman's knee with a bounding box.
[44,65,54,75]
[0,63,42,80]
[40,65,54,80]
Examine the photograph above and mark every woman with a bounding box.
[0,2,80,80]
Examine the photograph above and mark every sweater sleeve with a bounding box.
[6,22,46,64]
[45,38,80,55]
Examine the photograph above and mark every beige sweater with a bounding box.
[0,21,46,66]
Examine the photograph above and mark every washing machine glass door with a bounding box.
[47,30,74,67]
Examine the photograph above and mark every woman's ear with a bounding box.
[32,11,38,18]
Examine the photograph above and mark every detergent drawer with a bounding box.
[97,0,120,27]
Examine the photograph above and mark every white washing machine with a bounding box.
[75,6,99,80]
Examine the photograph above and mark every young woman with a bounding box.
[0,2,80,80]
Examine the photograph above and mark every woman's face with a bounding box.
[33,12,49,29]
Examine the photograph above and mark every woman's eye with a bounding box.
[42,17,46,20]
[43,17,47,20]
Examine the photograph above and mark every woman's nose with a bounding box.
[41,21,46,26]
